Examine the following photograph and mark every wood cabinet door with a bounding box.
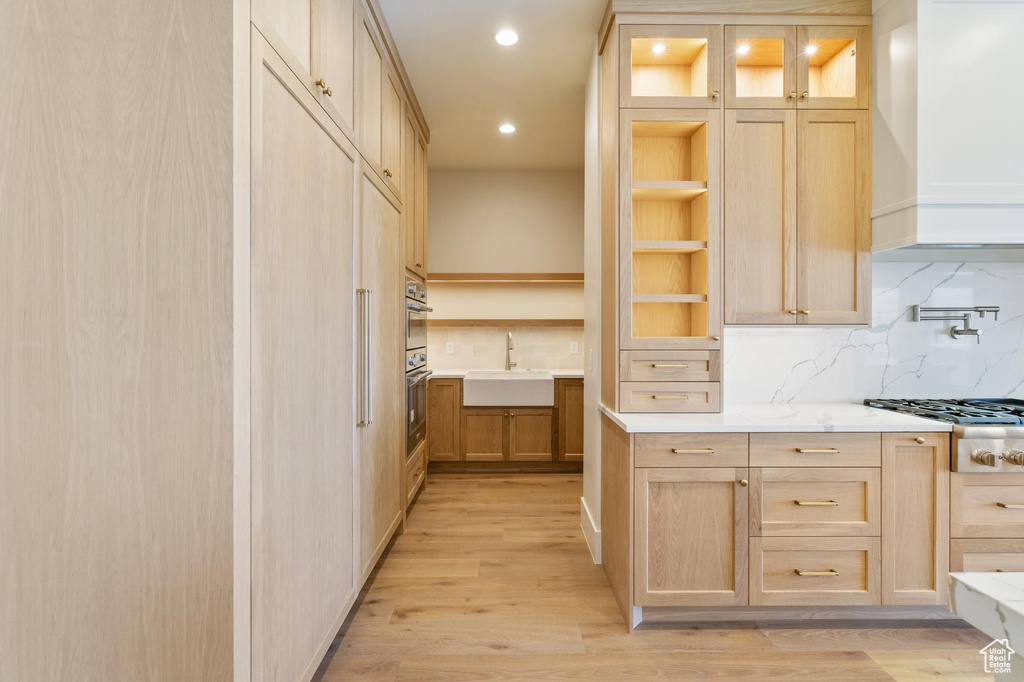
[256,0,312,76]
[881,433,949,606]
[381,69,403,197]
[356,13,383,168]
[724,25,796,109]
[251,35,358,682]
[724,109,797,324]
[311,0,355,135]
[634,467,748,606]
[427,378,461,461]
[557,379,585,461]
[358,171,404,578]
[510,408,555,462]
[620,24,722,109]
[796,25,870,110]
[402,115,418,274]
[796,110,870,325]
[413,133,428,275]
[461,408,509,462]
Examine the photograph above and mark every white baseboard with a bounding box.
[580,496,601,564]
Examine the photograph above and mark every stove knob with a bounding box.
[972,449,999,467]
[1003,450,1024,467]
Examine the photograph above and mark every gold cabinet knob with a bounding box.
[915,437,926,444]
[711,335,721,341]
[801,91,809,98]
[789,91,797,99]
[711,90,720,98]
[800,310,810,315]
[739,479,748,487]
[788,310,798,315]
[316,78,332,97]
[383,168,393,179]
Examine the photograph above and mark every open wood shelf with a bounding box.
[632,240,707,254]
[632,294,707,304]
[427,319,583,328]
[428,272,584,284]
[632,182,707,201]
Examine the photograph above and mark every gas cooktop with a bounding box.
[864,399,1024,425]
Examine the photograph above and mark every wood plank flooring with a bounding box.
[315,473,994,681]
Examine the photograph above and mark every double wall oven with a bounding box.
[406,277,431,457]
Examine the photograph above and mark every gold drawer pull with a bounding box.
[651,395,689,400]
[651,363,689,369]
[795,569,839,577]
[795,448,841,454]
[672,448,714,454]
[997,503,1024,509]
[794,500,839,506]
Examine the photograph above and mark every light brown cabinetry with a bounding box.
[557,379,585,461]
[724,25,796,109]
[461,408,509,462]
[510,408,556,461]
[311,0,355,134]
[951,539,1024,573]
[427,378,461,461]
[950,473,1024,573]
[620,24,722,108]
[725,109,870,325]
[404,118,428,277]
[882,433,949,605]
[405,441,426,507]
[750,536,880,606]
[358,171,404,578]
[750,467,880,537]
[357,13,383,168]
[634,467,749,606]
[382,69,403,195]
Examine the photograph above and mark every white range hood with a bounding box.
[872,0,1024,254]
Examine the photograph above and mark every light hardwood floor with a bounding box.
[315,474,993,681]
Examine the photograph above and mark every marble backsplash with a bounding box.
[427,326,585,370]
[724,261,1024,403]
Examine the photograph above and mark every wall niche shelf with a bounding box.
[427,318,583,328]
[428,272,584,284]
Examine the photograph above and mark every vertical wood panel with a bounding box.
[601,23,620,408]
[427,378,462,461]
[601,415,634,629]
[881,433,949,606]
[0,0,234,678]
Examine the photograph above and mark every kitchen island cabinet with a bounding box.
[600,404,953,629]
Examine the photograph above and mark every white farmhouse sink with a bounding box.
[463,370,554,407]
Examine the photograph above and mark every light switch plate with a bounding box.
[570,341,579,354]
[446,341,455,354]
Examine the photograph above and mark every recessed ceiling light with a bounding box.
[495,29,519,46]
[736,43,751,56]
[499,123,516,134]
[651,42,667,55]
[805,44,818,55]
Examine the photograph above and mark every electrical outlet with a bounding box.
[570,341,579,354]
[445,341,455,354]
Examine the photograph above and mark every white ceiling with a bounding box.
[378,0,607,171]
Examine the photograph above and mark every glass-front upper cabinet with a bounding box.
[724,26,796,109]
[797,25,870,109]
[620,25,722,108]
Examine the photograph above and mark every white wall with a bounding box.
[428,170,584,273]
[581,46,602,563]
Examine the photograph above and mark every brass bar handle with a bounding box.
[651,363,689,369]
[795,448,841,454]
[672,448,714,454]
[795,500,839,506]
[795,569,839,577]
[997,503,1024,509]
[651,395,689,400]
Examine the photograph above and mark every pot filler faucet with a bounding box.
[505,331,516,371]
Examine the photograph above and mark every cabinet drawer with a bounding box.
[951,539,1024,573]
[405,445,425,506]
[635,433,748,467]
[750,537,880,606]
[750,433,880,467]
[750,468,879,537]
[619,382,721,413]
[620,351,720,383]
[951,473,1024,538]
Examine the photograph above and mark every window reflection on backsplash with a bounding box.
[427,326,585,370]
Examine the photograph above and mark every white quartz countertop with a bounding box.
[429,368,584,380]
[599,403,953,433]
[950,573,1024,664]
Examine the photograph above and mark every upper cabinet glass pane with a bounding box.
[734,38,785,99]
[631,37,709,98]
[806,38,857,99]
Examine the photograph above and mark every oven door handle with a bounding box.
[407,369,433,385]
[406,302,433,313]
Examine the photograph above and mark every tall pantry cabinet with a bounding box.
[1,0,428,680]
[600,3,872,415]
